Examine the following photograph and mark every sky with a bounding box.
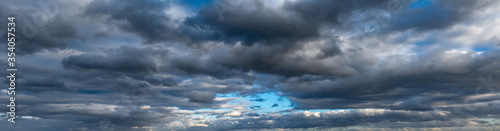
[1,0,500,130]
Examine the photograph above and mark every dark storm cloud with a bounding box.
[83,0,188,44]
[62,46,166,73]
[167,52,252,78]
[281,48,500,110]
[246,112,260,116]
[143,74,177,86]
[77,0,497,78]
[0,118,89,131]
[59,45,258,109]
[81,0,385,45]
[14,103,179,130]
[316,37,342,59]
[387,0,496,32]
[285,0,388,25]
[0,2,81,55]
[191,109,452,130]
[186,0,400,45]
[49,0,500,115]
[0,66,238,130]
[0,47,241,130]
[83,0,322,46]
[2,0,500,130]
[19,77,68,92]
[185,0,317,45]
[206,42,355,77]
[186,0,493,45]
[187,91,216,103]
[76,0,497,78]
[60,44,253,81]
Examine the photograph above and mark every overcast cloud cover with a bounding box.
[1,0,500,130]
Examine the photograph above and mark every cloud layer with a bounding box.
[1,0,500,130]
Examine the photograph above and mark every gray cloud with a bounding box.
[387,0,496,32]
[187,91,216,103]
[190,109,454,130]
[1,0,500,130]
[0,2,82,55]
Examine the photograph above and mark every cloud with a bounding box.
[83,0,182,44]
[61,46,166,73]
[185,0,318,45]
[387,0,497,32]
[187,91,216,103]
[1,0,500,130]
[190,109,455,130]
[281,48,500,110]
[19,77,68,92]
[250,98,265,102]
[0,1,90,55]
